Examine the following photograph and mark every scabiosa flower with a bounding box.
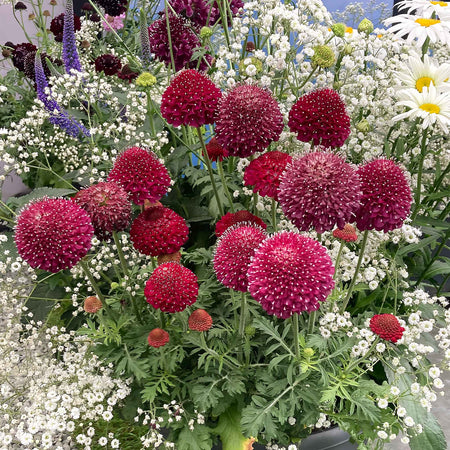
[370,314,405,343]
[213,224,266,292]
[209,0,244,25]
[188,309,213,331]
[50,12,81,43]
[144,262,198,313]
[247,232,335,319]
[130,206,189,256]
[354,159,412,232]
[117,64,139,83]
[333,224,358,242]
[288,89,351,148]
[107,147,171,205]
[157,251,182,265]
[94,54,122,75]
[103,13,126,31]
[12,42,36,72]
[15,198,94,273]
[244,151,292,200]
[170,0,210,28]
[215,84,284,158]
[161,69,222,127]
[148,14,211,72]
[62,0,82,73]
[215,210,267,237]
[72,182,131,240]
[23,50,54,81]
[147,328,170,348]
[94,0,128,16]
[278,151,362,234]
[206,137,229,162]
[84,296,103,313]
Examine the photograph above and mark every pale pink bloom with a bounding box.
[103,13,126,32]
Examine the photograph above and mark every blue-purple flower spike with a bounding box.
[62,0,82,73]
[35,53,90,138]
[140,11,152,68]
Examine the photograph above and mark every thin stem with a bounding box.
[164,0,177,75]
[79,259,112,314]
[196,127,225,216]
[307,310,316,336]
[112,231,129,277]
[333,241,345,280]
[239,291,247,337]
[217,160,235,212]
[271,198,277,231]
[292,313,300,360]
[411,131,428,220]
[341,230,370,312]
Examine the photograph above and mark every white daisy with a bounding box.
[396,54,450,92]
[395,0,450,20]
[384,14,450,47]
[393,83,450,132]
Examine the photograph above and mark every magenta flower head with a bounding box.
[244,151,292,201]
[247,232,335,319]
[215,210,267,237]
[107,147,171,205]
[288,88,350,148]
[161,69,222,127]
[213,224,266,292]
[215,84,284,158]
[278,151,362,234]
[15,197,94,273]
[354,159,412,232]
[72,181,131,240]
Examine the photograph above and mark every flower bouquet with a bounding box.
[0,0,449,448]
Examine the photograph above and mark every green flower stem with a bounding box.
[217,160,235,213]
[271,198,277,232]
[112,231,129,277]
[195,127,225,216]
[333,241,345,280]
[341,230,370,312]
[79,259,112,315]
[146,89,156,138]
[411,131,428,221]
[164,0,177,75]
[239,291,247,337]
[292,313,300,360]
[307,310,316,336]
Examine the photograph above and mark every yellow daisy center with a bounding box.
[430,1,448,6]
[420,103,441,114]
[415,18,441,27]
[416,76,435,92]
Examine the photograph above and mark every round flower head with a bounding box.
[244,151,292,201]
[158,251,182,265]
[215,210,267,238]
[213,224,266,292]
[188,309,213,331]
[15,197,94,273]
[278,151,362,234]
[147,328,170,348]
[206,137,229,162]
[161,69,222,127]
[12,42,36,72]
[247,232,335,319]
[94,54,122,75]
[50,12,81,42]
[84,296,103,313]
[370,314,405,343]
[354,159,412,232]
[170,0,210,28]
[288,89,351,148]
[72,182,131,240]
[332,224,358,242]
[130,206,189,256]
[107,147,171,205]
[144,262,198,313]
[215,84,284,158]
[94,0,128,16]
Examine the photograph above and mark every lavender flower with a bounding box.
[62,0,82,73]
[35,53,89,138]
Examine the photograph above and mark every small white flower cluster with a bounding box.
[319,310,353,339]
[0,84,7,103]
[315,412,332,429]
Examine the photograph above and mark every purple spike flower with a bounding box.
[62,0,82,73]
[140,12,152,68]
[35,53,90,138]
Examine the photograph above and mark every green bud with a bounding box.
[136,72,157,87]
[200,26,213,39]
[356,119,370,133]
[311,45,335,69]
[358,18,374,35]
[238,57,263,75]
[303,348,315,358]
[110,282,119,290]
[333,80,344,91]
[245,325,256,337]
[331,23,346,38]
[343,44,354,55]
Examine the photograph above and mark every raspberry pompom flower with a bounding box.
[247,232,335,319]
[94,54,122,75]
[144,262,198,313]
[288,88,351,148]
[213,224,266,292]
[354,159,412,232]
[130,206,189,256]
[206,137,229,162]
[333,224,358,242]
[72,182,131,240]
[278,151,362,234]
[84,296,103,313]
[107,147,171,205]
[215,210,267,237]
[161,69,222,127]
[244,151,292,200]
[15,197,94,273]
[370,314,405,343]
[188,309,213,331]
[215,84,284,158]
[147,328,170,348]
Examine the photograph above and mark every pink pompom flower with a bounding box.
[215,210,267,238]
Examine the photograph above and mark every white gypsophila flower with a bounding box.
[393,84,450,133]
[396,54,450,93]
[384,14,450,47]
[377,430,388,439]
[395,0,450,19]
[404,416,415,427]
[378,398,389,409]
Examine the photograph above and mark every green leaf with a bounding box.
[396,235,440,256]
[409,412,447,450]
[422,261,450,279]
[190,376,224,410]
[7,187,76,209]
[177,425,213,450]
